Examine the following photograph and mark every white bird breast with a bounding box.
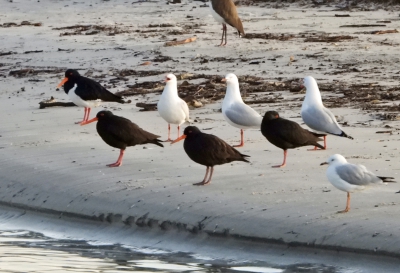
[68,84,101,108]
[209,2,226,24]
[158,98,188,125]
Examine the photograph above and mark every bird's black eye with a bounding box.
[188,130,192,133]
[167,77,171,81]
[69,72,73,75]
[100,113,104,116]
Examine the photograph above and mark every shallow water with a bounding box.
[0,230,343,273]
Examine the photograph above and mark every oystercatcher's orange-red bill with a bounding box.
[171,134,186,144]
[57,77,68,88]
[80,117,98,126]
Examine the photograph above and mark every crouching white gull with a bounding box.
[321,154,395,213]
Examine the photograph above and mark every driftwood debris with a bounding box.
[371,29,398,35]
[244,33,295,41]
[1,21,42,27]
[304,35,354,42]
[9,68,64,77]
[136,102,157,111]
[335,14,350,17]
[39,97,76,109]
[24,50,43,54]
[0,51,15,56]
[340,24,386,28]
[164,37,197,46]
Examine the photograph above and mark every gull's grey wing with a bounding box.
[336,163,382,186]
[224,103,262,128]
[301,105,342,135]
[179,98,190,122]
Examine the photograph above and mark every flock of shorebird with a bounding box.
[54,0,396,213]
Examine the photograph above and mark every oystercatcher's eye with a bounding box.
[69,72,73,75]
[100,113,104,116]
[188,130,192,133]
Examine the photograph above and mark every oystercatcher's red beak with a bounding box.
[57,77,68,88]
[80,117,98,126]
[171,134,186,144]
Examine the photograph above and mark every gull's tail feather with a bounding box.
[377,176,396,183]
[340,131,353,140]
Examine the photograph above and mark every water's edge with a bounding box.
[0,198,399,266]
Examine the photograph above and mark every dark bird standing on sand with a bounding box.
[209,0,245,46]
[171,126,249,185]
[81,110,163,167]
[261,111,326,168]
[57,69,130,125]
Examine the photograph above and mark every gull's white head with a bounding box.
[321,154,348,166]
[222,73,239,86]
[164,73,177,85]
[303,76,319,90]
[302,76,322,105]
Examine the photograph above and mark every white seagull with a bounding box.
[301,76,353,149]
[221,73,262,147]
[321,154,395,213]
[157,73,190,141]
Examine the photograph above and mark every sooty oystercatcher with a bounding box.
[81,110,163,167]
[261,111,325,168]
[171,126,249,186]
[157,73,190,142]
[57,69,131,125]
[321,154,395,213]
[221,73,262,147]
[301,76,353,150]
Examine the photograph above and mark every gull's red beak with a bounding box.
[299,79,305,89]
[57,77,68,88]
[171,134,186,144]
[80,117,98,126]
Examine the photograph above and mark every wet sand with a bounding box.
[1,0,400,258]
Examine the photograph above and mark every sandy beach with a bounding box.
[1,0,400,258]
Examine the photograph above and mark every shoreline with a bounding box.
[1,205,400,272]
[1,0,400,262]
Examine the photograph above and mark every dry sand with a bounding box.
[1,0,400,257]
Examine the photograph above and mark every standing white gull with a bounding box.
[321,154,395,213]
[301,76,353,149]
[209,0,245,46]
[221,73,262,147]
[157,73,190,142]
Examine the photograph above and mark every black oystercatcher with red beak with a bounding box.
[81,110,163,167]
[171,126,249,185]
[261,111,326,168]
[57,69,130,125]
